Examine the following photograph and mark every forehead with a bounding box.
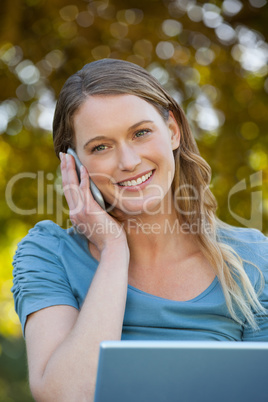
[73,94,163,127]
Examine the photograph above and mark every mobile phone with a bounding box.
[67,148,106,210]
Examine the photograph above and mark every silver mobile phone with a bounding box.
[67,148,106,210]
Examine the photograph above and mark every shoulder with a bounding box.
[216,223,268,285]
[13,220,70,275]
[12,220,83,335]
[217,222,267,242]
[12,219,91,285]
[217,224,268,258]
[12,220,61,266]
[21,219,73,240]
[15,219,65,246]
[14,220,87,254]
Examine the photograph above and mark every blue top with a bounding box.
[12,220,268,341]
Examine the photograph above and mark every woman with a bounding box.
[12,59,268,401]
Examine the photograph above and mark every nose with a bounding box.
[117,143,141,171]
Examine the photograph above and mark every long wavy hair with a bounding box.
[53,58,265,329]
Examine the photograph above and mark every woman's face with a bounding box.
[73,94,180,217]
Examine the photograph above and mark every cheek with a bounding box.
[83,166,109,194]
[150,139,175,165]
[85,157,114,178]
[153,140,176,183]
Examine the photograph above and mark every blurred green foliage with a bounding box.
[0,0,268,400]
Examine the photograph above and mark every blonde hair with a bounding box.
[171,109,265,329]
[53,58,265,329]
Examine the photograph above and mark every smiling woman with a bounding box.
[12,59,268,402]
[69,94,180,215]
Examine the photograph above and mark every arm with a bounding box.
[25,153,130,401]
[26,240,129,402]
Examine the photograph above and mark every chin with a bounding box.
[111,198,165,219]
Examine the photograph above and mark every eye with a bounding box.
[92,144,108,153]
[134,129,151,138]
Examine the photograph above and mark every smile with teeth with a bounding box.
[118,170,153,187]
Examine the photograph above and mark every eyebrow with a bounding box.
[83,120,154,149]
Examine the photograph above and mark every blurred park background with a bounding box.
[0,0,268,400]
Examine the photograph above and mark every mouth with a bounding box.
[117,170,154,187]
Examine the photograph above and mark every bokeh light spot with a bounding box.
[202,4,222,28]
[0,45,23,67]
[117,8,143,24]
[156,41,175,60]
[76,11,94,27]
[249,0,267,8]
[36,59,53,77]
[172,46,191,64]
[215,23,236,44]
[249,149,268,170]
[6,119,23,136]
[148,64,169,85]
[240,122,259,140]
[0,110,8,134]
[59,5,79,22]
[45,50,65,69]
[91,45,111,60]
[232,43,268,72]
[127,55,145,67]
[187,5,203,22]
[174,0,196,12]
[162,20,182,37]
[58,22,78,39]
[0,99,20,134]
[110,22,128,39]
[201,85,221,103]
[187,93,225,131]
[195,47,215,65]
[15,60,40,85]
[133,40,153,58]
[124,9,135,23]
[222,0,243,16]
[191,33,211,50]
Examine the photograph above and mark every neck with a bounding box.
[121,204,199,269]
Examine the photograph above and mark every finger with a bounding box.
[79,165,98,213]
[66,153,79,186]
[79,165,90,190]
[61,153,82,213]
[80,165,108,216]
[66,154,85,214]
[60,153,75,209]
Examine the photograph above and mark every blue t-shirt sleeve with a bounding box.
[242,230,268,341]
[12,221,79,336]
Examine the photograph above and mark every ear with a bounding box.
[168,111,180,151]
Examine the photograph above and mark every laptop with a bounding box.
[94,340,268,402]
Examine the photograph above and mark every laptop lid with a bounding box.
[94,341,268,402]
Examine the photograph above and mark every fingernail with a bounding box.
[59,152,63,160]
